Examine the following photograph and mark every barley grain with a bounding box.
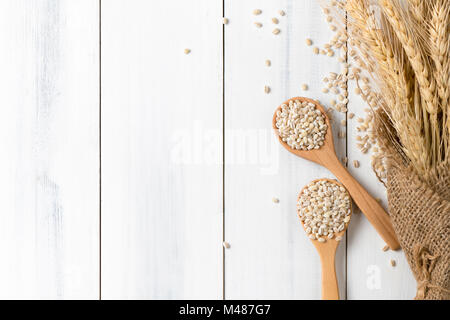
[298,180,351,243]
[275,99,328,150]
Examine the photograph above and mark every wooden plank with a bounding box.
[346,67,416,299]
[101,0,223,299]
[0,0,99,299]
[224,0,347,299]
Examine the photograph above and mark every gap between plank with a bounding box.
[221,0,226,301]
[99,0,102,301]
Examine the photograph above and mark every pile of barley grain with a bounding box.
[297,180,351,242]
[275,100,328,150]
[297,180,351,243]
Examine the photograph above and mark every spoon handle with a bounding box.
[318,247,339,300]
[324,154,400,250]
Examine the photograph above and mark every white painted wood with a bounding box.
[346,72,416,299]
[101,0,223,299]
[224,0,348,299]
[0,0,99,299]
[0,0,418,300]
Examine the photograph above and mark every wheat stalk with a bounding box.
[318,0,448,179]
[379,0,443,167]
[345,0,430,174]
[428,0,450,158]
[379,0,438,115]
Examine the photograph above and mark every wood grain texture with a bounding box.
[346,67,416,299]
[0,0,99,299]
[101,0,223,299]
[224,0,347,299]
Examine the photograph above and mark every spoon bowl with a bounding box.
[297,178,352,300]
[272,97,334,165]
[273,96,399,250]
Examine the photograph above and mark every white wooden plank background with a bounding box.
[224,0,347,299]
[101,0,223,299]
[0,0,99,299]
[0,0,417,299]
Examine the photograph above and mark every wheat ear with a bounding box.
[379,0,438,115]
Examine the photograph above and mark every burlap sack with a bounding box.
[387,155,450,300]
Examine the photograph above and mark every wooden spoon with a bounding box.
[273,96,399,250]
[297,178,351,300]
